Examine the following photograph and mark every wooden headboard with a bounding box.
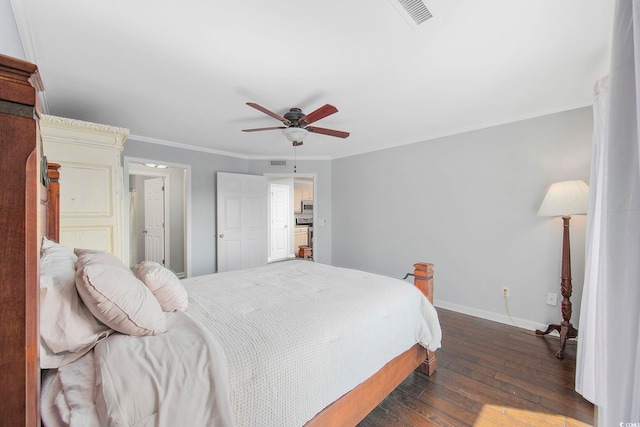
[0,53,45,427]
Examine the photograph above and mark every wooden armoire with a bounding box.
[40,114,129,261]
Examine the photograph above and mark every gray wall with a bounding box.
[332,107,593,330]
[3,5,594,327]
[167,167,185,274]
[129,169,185,274]
[125,140,334,274]
[124,139,249,276]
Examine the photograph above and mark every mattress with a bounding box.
[42,260,441,427]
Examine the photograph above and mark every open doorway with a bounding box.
[266,174,315,262]
[125,158,191,278]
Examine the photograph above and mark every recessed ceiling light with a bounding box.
[143,163,168,169]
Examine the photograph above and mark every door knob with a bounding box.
[219,234,224,238]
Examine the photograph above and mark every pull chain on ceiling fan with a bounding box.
[242,102,350,146]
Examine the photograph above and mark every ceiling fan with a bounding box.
[242,102,350,146]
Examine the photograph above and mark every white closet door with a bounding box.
[216,172,267,272]
[144,177,165,264]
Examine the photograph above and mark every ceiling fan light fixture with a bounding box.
[283,127,308,143]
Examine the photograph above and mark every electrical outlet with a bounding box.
[502,287,509,297]
[546,292,558,306]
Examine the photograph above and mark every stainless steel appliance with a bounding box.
[302,200,313,214]
[296,216,314,252]
[296,216,313,226]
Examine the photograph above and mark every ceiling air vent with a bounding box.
[388,0,433,28]
[270,160,287,167]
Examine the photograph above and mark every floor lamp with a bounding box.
[535,180,589,359]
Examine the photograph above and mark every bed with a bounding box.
[39,255,441,427]
[0,53,441,427]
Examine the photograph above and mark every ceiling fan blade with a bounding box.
[299,104,338,125]
[246,102,291,125]
[242,126,286,132]
[306,126,350,139]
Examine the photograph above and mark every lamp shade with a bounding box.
[537,180,589,217]
[283,127,308,143]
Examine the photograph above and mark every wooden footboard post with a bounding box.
[412,262,437,376]
[47,163,61,242]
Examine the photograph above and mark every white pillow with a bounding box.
[137,261,188,312]
[75,249,167,336]
[39,237,113,369]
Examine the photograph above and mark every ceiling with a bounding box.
[12,0,614,159]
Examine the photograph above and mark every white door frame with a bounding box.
[265,173,317,259]
[124,157,192,277]
[130,167,171,268]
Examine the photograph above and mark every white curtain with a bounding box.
[576,0,640,424]
[575,76,608,405]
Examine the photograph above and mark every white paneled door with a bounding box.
[144,177,165,264]
[270,183,290,261]
[216,172,268,272]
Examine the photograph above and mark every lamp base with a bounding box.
[537,215,578,359]
[535,322,578,359]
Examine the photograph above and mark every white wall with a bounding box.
[332,107,593,330]
[0,0,25,59]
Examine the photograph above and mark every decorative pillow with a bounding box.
[75,249,167,336]
[39,237,113,369]
[73,248,131,269]
[137,261,189,312]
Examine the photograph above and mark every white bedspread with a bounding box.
[45,261,441,427]
[184,261,441,426]
[41,351,101,427]
[95,311,234,427]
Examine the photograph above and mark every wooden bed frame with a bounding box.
[0,54,436,427]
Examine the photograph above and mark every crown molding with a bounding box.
[40,114,130,149]
[9,0,49,113]
[129,134,250,159]
[41,114,129,137]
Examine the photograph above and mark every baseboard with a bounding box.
[433,299,561,337]
[268,255,296,263]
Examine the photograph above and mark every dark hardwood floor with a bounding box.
[358,308,594,427]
